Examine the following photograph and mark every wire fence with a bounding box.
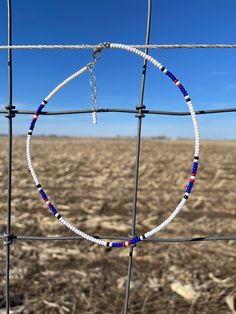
[2,44,236,49]
[1,0,236,313]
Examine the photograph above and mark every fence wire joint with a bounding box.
[3,233,16,246]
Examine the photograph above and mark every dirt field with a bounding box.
[1,137,236,314]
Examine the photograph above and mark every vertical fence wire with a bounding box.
[4,0,14,313]
[123,1,152,313]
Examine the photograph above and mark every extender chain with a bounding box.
[88,49,102,124]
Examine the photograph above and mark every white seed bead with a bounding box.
[92,112,97,124]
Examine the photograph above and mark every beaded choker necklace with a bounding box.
[26,43,200,248]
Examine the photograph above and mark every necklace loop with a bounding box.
[26,43,200,248]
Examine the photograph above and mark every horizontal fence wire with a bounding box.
[1,234,236,242]
[1,107,236,116]
[1,44,236,50]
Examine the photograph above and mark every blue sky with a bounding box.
[0,0,236,139]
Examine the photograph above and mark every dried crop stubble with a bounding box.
[0,137,236,313]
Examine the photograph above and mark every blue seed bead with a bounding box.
[36,104,44,114]
[30,120,36,131]
[186,186,192,193]
[112,243,115,247]
[187,182,193,190]
[50,206,57,215]
[39,189,47,200]
[166,71,170,76]
[49,204,56,211]
[187,182,193,188]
